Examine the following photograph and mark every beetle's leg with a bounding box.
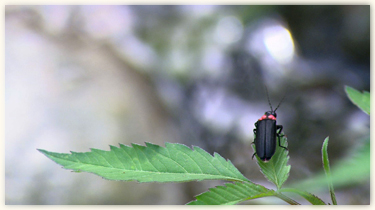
[276,125,285,138]
[252,128,257,159]
[276,125,288,150]
[276,125,283,135]
[252,128,257,145]
[278,138,288,150]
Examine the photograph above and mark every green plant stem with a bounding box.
[275,192,300,205]
[322,137,337,205]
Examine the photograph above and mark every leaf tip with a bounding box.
[37,148,48,156]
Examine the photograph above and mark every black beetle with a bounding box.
[252,90,288,162]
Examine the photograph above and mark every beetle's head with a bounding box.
[265,111,277,118]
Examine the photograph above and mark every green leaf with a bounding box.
[322,137,337,205]
[326,136,370,185]
[38,142,249,183]
[345,86,370,115]
[279,188,326,205]
[288,136,370,192]
[253,135,290,189]
[187,182,277,205]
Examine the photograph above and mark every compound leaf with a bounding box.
[38,142,249,183]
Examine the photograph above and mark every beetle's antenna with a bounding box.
[265,85,273,111]
[274,94,286,112]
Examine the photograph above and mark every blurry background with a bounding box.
[5,5,370,205]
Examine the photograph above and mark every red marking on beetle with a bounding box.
[259,114,276,121]
[259,115,266,120]
[268,115,276,120]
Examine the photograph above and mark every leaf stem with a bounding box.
[279,188,326,205]
[275,192,300,205]
[322,137,337,205]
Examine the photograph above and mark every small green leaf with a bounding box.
[345,86,370,115]
[187,182,276,205]
[322,137,337,205]
[279,188,326,205]
[38,142,249,183]
[253,135,290,189]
